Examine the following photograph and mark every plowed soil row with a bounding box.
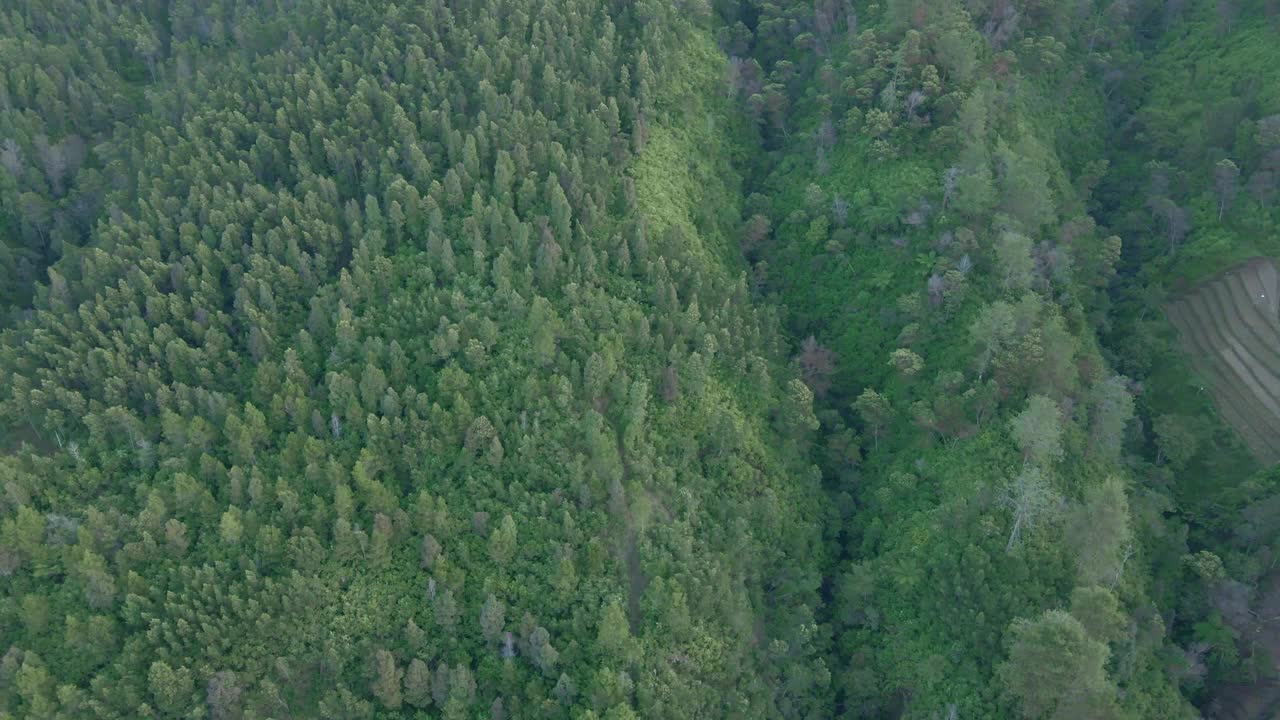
[1165,258,1280,466]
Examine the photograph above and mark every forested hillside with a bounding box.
[0,1,832,717]
[2,0,1279,718]
[719,0,1197,716]
[1094,2,1280,716]
[718,0,1280,716]
[0,2,158,312]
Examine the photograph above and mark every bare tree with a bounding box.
[816,115,836,152]
[206,670,243,720]
[797,336,837,398]
[1148,197,1191,249]
[741,214,771,256]
[1214,158,1240,220]
[1002,466,1059,551]
[34,135,65,195]
[904,90,926,119]
[927,274,947,307]
[831,195,850,225]
[1177,643,1211,682]
[982,0,1022,50]
[943,166,962,208]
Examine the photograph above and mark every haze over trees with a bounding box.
[2,0,1279,718]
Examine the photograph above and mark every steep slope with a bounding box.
[716,0,1195,716]
[1100,1,1280,483]
[0,1,830,717]
[1090,2,1280,714]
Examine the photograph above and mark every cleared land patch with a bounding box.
[1166,258,1280,466]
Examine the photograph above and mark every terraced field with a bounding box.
[1165,258,1280,466]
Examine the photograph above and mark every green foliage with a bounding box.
[730,0,1213,715]
[0,1,830,717]
[997,610,1117,719]
[1010,396,1065,468]
[1,0,1274,717]
[1065,477,1133,588]
[1089,6,1280,710]
[1069,586,1127,644]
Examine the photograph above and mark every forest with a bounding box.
[0,0,1278,718]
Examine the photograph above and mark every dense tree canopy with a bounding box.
[0,1,832,717]
[2,0,1279,718]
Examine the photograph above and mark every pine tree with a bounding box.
[597,599,632,660]
[404,658,432,708]
[480,594,506,644]
[488,514,517,566]
[370,649,403,710]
